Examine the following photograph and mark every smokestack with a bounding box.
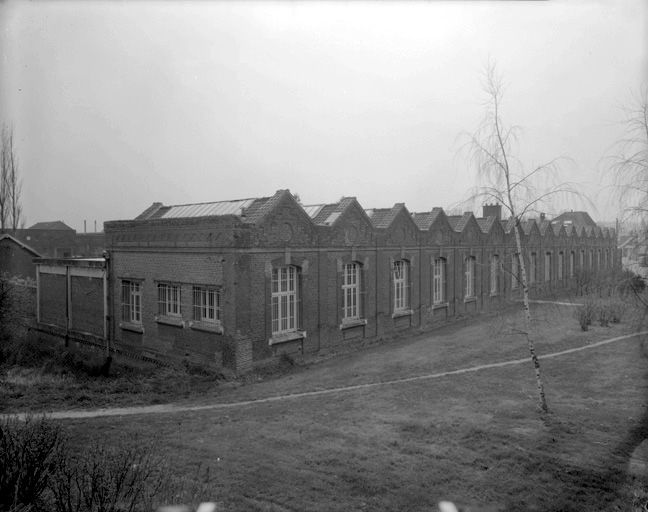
[94,220,97,233]
[84,220,86,233]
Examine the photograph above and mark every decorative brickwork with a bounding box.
[28,190,618,374]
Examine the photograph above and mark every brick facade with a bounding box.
[95,190,618,373]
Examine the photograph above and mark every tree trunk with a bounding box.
[514,220,549,413]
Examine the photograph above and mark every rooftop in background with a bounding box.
[551,211,597,228]
[28,221,74,231]
[134,196,275,223]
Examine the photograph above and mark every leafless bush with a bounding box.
[50,441,169,512]
[575,299,596,331]
[0,415,64,511]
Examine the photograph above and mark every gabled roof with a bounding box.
[538,219,552,236]
[411,208,444,230]
[447,212,473,233]
[520,219,539,236]
[476,217,496,234]
[552,211,597,228]
[364,203,405,229]
[500,217,516,234]
[0,234,42,257]
[304,197,359,226]
[28,221,74,231]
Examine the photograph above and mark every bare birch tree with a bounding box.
[463,64,579,414]
[610,85,648,221]
[1,125,23,231]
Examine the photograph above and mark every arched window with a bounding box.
[342,262,362,321]
[544,252,552,282]
[433,258,446,304]
[558,252,564,280]
[393,260,411,312]
[569,251,575,278]
[529,253,537,284]
[465,256,476,298]
[490,255,500,295]
[271,265,300,334]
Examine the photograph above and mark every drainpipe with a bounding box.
[103,251,112,374]
[65,263,71,347]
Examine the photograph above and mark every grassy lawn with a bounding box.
[7,301,644,511]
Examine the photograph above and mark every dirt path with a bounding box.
[7,330,646,422]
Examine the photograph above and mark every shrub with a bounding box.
[597,301,611,327]
[0,415,64,511]
[607,299,626,324]
[575,300,595,331]
[50,441,169,512]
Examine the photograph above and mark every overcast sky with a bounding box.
[1,0,646,232]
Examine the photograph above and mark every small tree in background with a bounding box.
[462,63,581,414]
[1,124,23,231]
[610,85,648,222]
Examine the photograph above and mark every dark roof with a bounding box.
[552,211,597,228]
[28,221,74,231]
[411,208,443,230]
[365,204,406,229]
[304,197,358,226]
[0,234,42,256]
[500,217,516,234]
[476,217,496,234]
[453,212,473,233]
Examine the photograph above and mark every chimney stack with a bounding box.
[482,203,502,221]
[84,220,86,233]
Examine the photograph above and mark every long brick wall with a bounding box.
[101,191,618,373]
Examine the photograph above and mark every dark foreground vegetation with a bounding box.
[0,415,212,512]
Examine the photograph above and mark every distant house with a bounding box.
[11,221,105,258]
[551,211,598,229]
[0,234,41,280]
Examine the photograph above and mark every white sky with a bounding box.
[0,0,646,232]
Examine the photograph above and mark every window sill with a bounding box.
[155,315,184,328]
[339,318,367,330]
[189,321,224,334]
[392,309,413,319]
[119,322,144,334]
[432,302,449,310]
[269,330,307,346]
[464,297,477,303]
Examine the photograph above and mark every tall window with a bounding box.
[393,260,410,312]
[342,263,361,320]
[569,251,575,278]
[433,258,446,304]
[490,255,499,295]
[544,252,552,282]
[121,280,142,324]
[580,250,585,270]
[597,250,601,270]
[558,252,564,280]
[589,250,593,270]
[529,253,537,284]
[272,266,300,334]
[604,249,608,268]
[511,253,520,290]
[158,283,180,317]
[465,256,476,298]
[193,286,221,324]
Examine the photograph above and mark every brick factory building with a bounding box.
[35,190,619,373]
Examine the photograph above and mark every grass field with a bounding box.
[6,301,645,511]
